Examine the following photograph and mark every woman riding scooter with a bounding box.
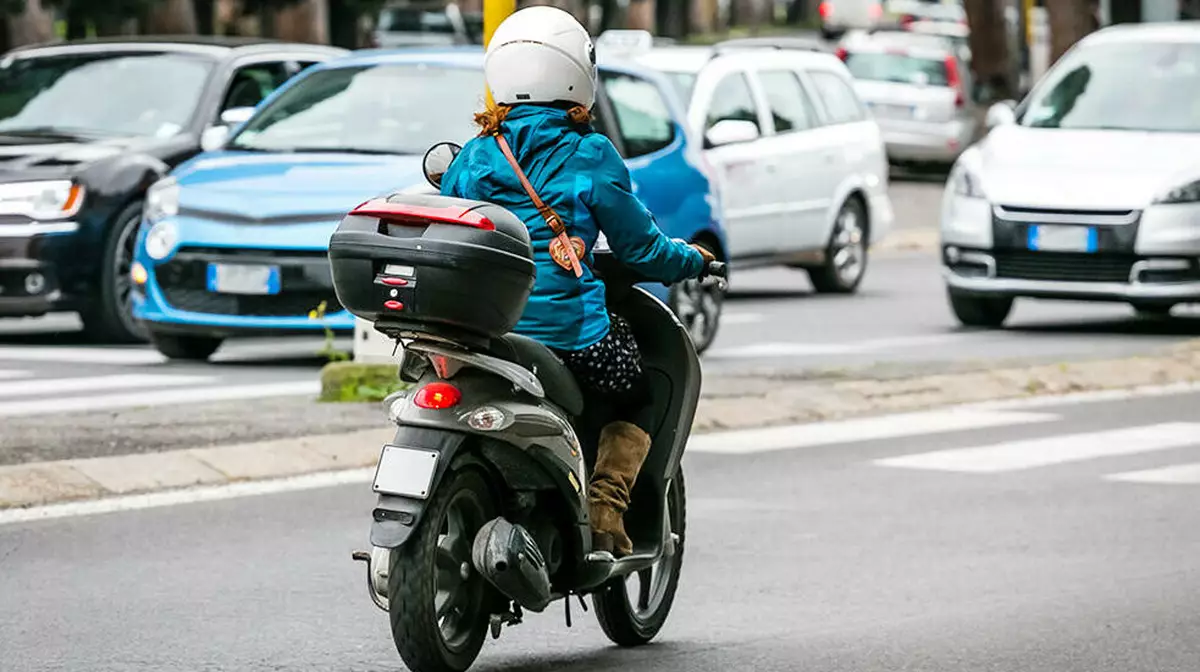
[439,5,714,558]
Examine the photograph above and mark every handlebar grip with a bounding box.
[703,261,728,279]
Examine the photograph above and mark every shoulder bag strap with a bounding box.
[493,133,586,278]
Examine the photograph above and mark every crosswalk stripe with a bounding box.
[705,333,984,359]
[0,369,31,380]
[873,422,1200,473]
[0,346,166,365]
[1105,462,1200,484]
[0,374,215,398]
[0,380,319,417]
[687,409,1059,454]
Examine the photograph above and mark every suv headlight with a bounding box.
[949,163,986,199]
[1154,179,1200,204]
[145,176,180,223]
[0,180,85,220]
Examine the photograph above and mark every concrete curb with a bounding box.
[4,340,1198,513]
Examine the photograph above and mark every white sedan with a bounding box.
[940,23,1200,326]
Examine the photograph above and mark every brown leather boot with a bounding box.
[588,421,651,558]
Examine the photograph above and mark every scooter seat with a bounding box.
[489,334,585,417]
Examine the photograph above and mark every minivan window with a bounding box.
[758,70,818,133]
[809,70,867,124]
[704,72,760,132]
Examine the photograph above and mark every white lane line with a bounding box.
[706,333,977,359]
[0,468,375,526]
[0,380,319,417]
[1106,462,1200,485]
[0,369,31,380]
[874,423,1200,473]
[0,346,166,365]
[0,374,214,398]
[719,312,765,326]
[687,409,1059,454]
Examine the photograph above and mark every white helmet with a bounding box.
[484,6,597,109]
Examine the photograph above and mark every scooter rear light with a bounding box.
[413,382,462,410]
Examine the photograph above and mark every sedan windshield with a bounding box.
[0,51,214,138]
[228,64,484,155]
[1023,41,1200,133]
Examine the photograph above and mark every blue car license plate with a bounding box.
[1027,225,1098,253]
[206,263,281,295]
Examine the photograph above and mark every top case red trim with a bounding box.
[351,199,495,231]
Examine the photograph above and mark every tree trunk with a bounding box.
[626,0,656,30]
[689,0,716,34]
[327,0,359,48]
[194,0,216,33]
[6,0,55,48]
[273,0,329,43]
[145,0,200,33]
[1045,0,1094,63]
[962,0,1015,102]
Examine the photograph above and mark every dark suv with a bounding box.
[0,36,346,342]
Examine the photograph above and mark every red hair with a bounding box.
[473,103,593,136]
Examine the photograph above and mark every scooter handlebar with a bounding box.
[700,261,727,280]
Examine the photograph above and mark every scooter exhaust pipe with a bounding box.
[471,517,552,613]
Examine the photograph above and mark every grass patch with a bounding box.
[320,361,410,402]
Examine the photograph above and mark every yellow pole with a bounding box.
[483,0,517,107]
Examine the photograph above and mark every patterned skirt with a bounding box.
[556,314,646,404]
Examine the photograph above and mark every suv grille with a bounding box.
[993,251,1136,283]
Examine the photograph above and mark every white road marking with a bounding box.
[1106,462,1200,485]
[0,468,375,526]
[719,312,765,326]
[0,380,319,417]
[874,422,1200,473]
[0,369,31,380]
[706,333,978,359]
[0,373,214,398]
[0,346,166,365]
[687,409,1059,454]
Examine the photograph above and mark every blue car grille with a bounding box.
[156,247,342,318]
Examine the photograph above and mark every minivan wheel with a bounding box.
[81,200,148,344]
[809,198,868,294]
[948,289,1013,328]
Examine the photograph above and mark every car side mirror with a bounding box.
[422,142,462,188]
[220,106,256,127]
[705,119,760,148]
[200,125,230,152]
[985,100,1017,130]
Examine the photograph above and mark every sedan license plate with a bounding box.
[1027,225,1098,253]
[373,445,439,499]
[206,263,281,295]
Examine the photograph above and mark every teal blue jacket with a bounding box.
[440,105,704,352]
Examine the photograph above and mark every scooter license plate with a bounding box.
[373,445,439,499]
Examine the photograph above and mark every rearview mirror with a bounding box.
[705,119,759,148]
[423,142,462,188]
[200,125,230,152]
[985,100,1017,130]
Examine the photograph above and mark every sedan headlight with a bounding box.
[145,176,180,223]
[0,180,85,220]
[949,163,986,199]
[143,221,179,261]
[1153,179,1200,204]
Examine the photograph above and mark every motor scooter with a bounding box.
[338,142,726,672]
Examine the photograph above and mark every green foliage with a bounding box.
[319,361,409,402]
[308,300,351,362]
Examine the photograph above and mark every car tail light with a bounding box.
[944,55,964,107]
[869,2,882,19]
[351,199,496,231]
[818,1,832,19]
[835,46,848,61]
[413,382,462,410]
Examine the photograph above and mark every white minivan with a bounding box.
[618,39,895,294]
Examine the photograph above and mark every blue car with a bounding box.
[130,48,728,361]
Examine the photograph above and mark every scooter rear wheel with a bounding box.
[592,468,687,646]
[387,468,496,672]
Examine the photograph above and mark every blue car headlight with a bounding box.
[1153,179,1200,205]
[143,221,179,261]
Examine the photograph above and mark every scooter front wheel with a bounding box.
[592,468,687,646]
[388,468,496,672]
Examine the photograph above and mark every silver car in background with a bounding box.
[837,39,976,167]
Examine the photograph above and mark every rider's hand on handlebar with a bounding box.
[691,244,716,265]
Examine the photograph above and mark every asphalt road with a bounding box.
[4,388,1200,671]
